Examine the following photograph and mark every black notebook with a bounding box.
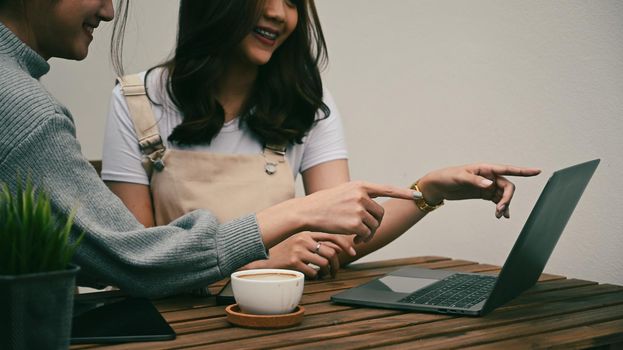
[71,293,176,344]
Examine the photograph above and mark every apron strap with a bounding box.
[117,74,166,175]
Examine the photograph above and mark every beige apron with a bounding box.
[117,75,295,294]
[117,74,295,225]
[151,147,294,224]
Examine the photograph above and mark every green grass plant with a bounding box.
[0,177,83,275]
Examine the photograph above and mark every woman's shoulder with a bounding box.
[113,68,156,93]
[113,67,171,105]
[0,70,74,162]
[301,88,345,142]
[0,63,60,121]
[313,88,340,122]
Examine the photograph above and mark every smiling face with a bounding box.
[25,0,114,60]
[238,0,299,66]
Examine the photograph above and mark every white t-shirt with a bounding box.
[101,70,348,185]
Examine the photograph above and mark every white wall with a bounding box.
[42,0,623,285]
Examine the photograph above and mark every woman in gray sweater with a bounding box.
[0,0,418,297]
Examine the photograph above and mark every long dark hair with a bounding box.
[149,0,329,147]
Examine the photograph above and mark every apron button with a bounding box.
[153,159,165,171]
[265,163,277,175]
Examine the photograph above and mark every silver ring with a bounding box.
[314,242,322,254]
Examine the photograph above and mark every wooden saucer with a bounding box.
[225,304,305,329]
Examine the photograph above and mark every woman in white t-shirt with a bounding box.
[103,0,540,279]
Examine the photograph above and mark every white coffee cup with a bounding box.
[230,269,304,315]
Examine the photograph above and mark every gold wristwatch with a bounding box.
[410,182,444,213]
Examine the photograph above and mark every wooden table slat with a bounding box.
[162,297,354,324]
[374,304,623,350]
[462,319,623,350]
[172,307,402,338]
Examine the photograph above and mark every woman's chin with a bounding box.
[55,45,90,61]
[249,57,271,66]
[244,50,274,66]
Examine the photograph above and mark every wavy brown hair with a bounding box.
[147,0,329,147]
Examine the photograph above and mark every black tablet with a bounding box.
[71,293,176,344]
[216,281,235,305]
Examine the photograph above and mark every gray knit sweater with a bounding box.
[0,22,268,297]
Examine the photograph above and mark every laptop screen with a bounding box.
[483,159,599,312]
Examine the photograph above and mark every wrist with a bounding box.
[277,197,312,235]
[411,178,444,213]
[415,176,444,204]
[243,259,269,270]
[256,198,306,248]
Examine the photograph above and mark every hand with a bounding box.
[243,232,357,279]
[418,163,541,218]
[256,181,416,249]
[297,181,417,242]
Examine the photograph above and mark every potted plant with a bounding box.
[0,178,83,350]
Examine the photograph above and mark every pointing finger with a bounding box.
[360,182,417,200]
[484,165,541,177]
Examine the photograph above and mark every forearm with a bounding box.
[74,214,265,296]
[256,196,308,248]
[105,181,156,227]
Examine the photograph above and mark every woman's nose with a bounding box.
[99,0,115,22]
[263,0,287,23]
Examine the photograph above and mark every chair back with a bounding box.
[89,160,102,177]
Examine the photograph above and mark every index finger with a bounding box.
[485,165,541,177]
[360,182,416,200]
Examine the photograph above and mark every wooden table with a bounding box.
[72,256,623,349]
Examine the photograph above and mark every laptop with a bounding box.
[332,159,600,316]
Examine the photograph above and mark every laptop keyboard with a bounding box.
[398,273,497,309]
